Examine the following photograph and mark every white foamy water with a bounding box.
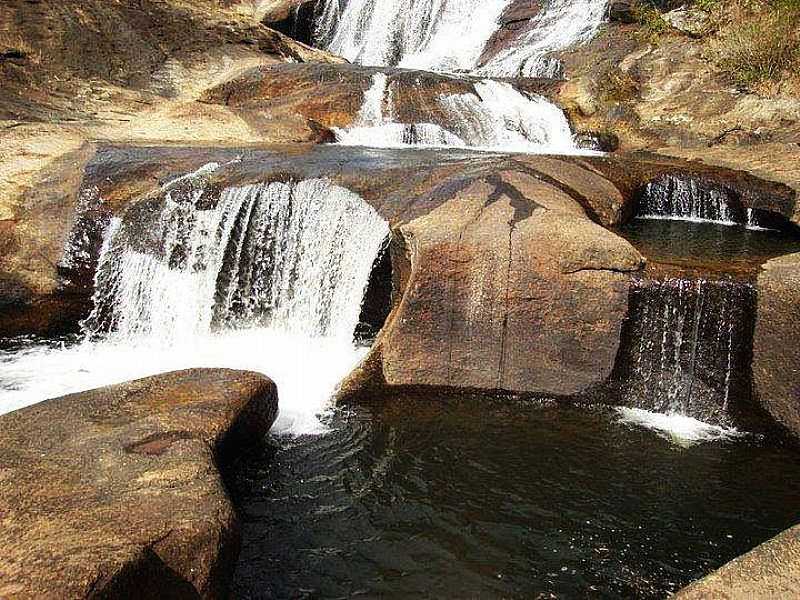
[616,407,744,447]
[314,0,609,77]
[336,74,584,154]
[479,0,610,77]
[0,175,389,435]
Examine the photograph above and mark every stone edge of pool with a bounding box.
[0,368,277,600]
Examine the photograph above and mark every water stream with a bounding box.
[336,73,581,152]
[0,170,389,435]
[230,397,800,599]
[313,0,609,77]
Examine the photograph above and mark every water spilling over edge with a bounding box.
[0,172,390,436]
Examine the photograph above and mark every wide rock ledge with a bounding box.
[0,369,277,599]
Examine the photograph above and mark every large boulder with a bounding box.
[676,525,800,598]
[0,369,277,599]
[341,167,644,399]
[753,252,800,439]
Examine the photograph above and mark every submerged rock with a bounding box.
[0,369,277,599]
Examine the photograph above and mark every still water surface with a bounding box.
[229,397,800,599]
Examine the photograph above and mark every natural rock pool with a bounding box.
[228,397,800,599]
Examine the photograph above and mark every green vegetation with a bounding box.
[631,0,800,92]
[707,0,800,90]
[632,3,670,43]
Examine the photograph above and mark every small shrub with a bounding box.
[707,5,800,89]
[632,2,670,43]
[597,67,641,103]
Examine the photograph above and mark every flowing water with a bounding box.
[313,0,609,77]
[0,172,389,435]
[614,277,754,434]
[229,397,800,599]
[336,73,581,153]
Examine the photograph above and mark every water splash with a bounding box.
[615,407,744,447]
[313,0,609,77]
[0,174,390,435]
[336,73,582,153]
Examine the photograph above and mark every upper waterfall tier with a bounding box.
[334,73,584,153]
[312,0,610,77]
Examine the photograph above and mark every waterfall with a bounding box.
[637,176,738,225]
[615,277,754,444]
[336,73,581,153]
[0,170,390,434]
[313,0,609,77]
[478,0,611,78]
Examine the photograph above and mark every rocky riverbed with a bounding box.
[1,0,799,597]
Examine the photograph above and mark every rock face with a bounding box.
[754,252,800,440]
[0,0,336,122]
[346,167,643,399]
[3,142,796,412]
[555,18,800,201]
[0,369,277,599]
[478,0,543,65]
[676,525,800,599]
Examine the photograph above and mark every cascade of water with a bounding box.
[315,0,512,72]
[336,74,580,153]
[0,172,390,434]
[637,175,739,225]
[478,0,611,77]
[313,0,609,77]
[615,277,755,439]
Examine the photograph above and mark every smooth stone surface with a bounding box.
[0,369,277,599]
[676,525,800,599]
[754,252,800,440]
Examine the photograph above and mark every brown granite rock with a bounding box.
[676,525,800,599]
[202,62,562,134]
[555,20,800,202]
[0,369,277,600]
[753,252,800,439]
[341,167,644,399]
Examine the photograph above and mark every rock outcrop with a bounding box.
[0,369,277,599]
[202,62,562,135]
[6,143,795,405]
[754,252,800,440]
[676,525,800,599]
[555,18,800,200]
[478,0,543,65]
[343,167,643,400]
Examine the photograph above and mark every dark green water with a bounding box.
[228,398,800,599]
[618,219,800,277]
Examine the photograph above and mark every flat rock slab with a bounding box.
[0,369,277,599]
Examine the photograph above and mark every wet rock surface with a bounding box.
[6,143,797,405]
[0,369,277,599]
[202,62,563,134]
